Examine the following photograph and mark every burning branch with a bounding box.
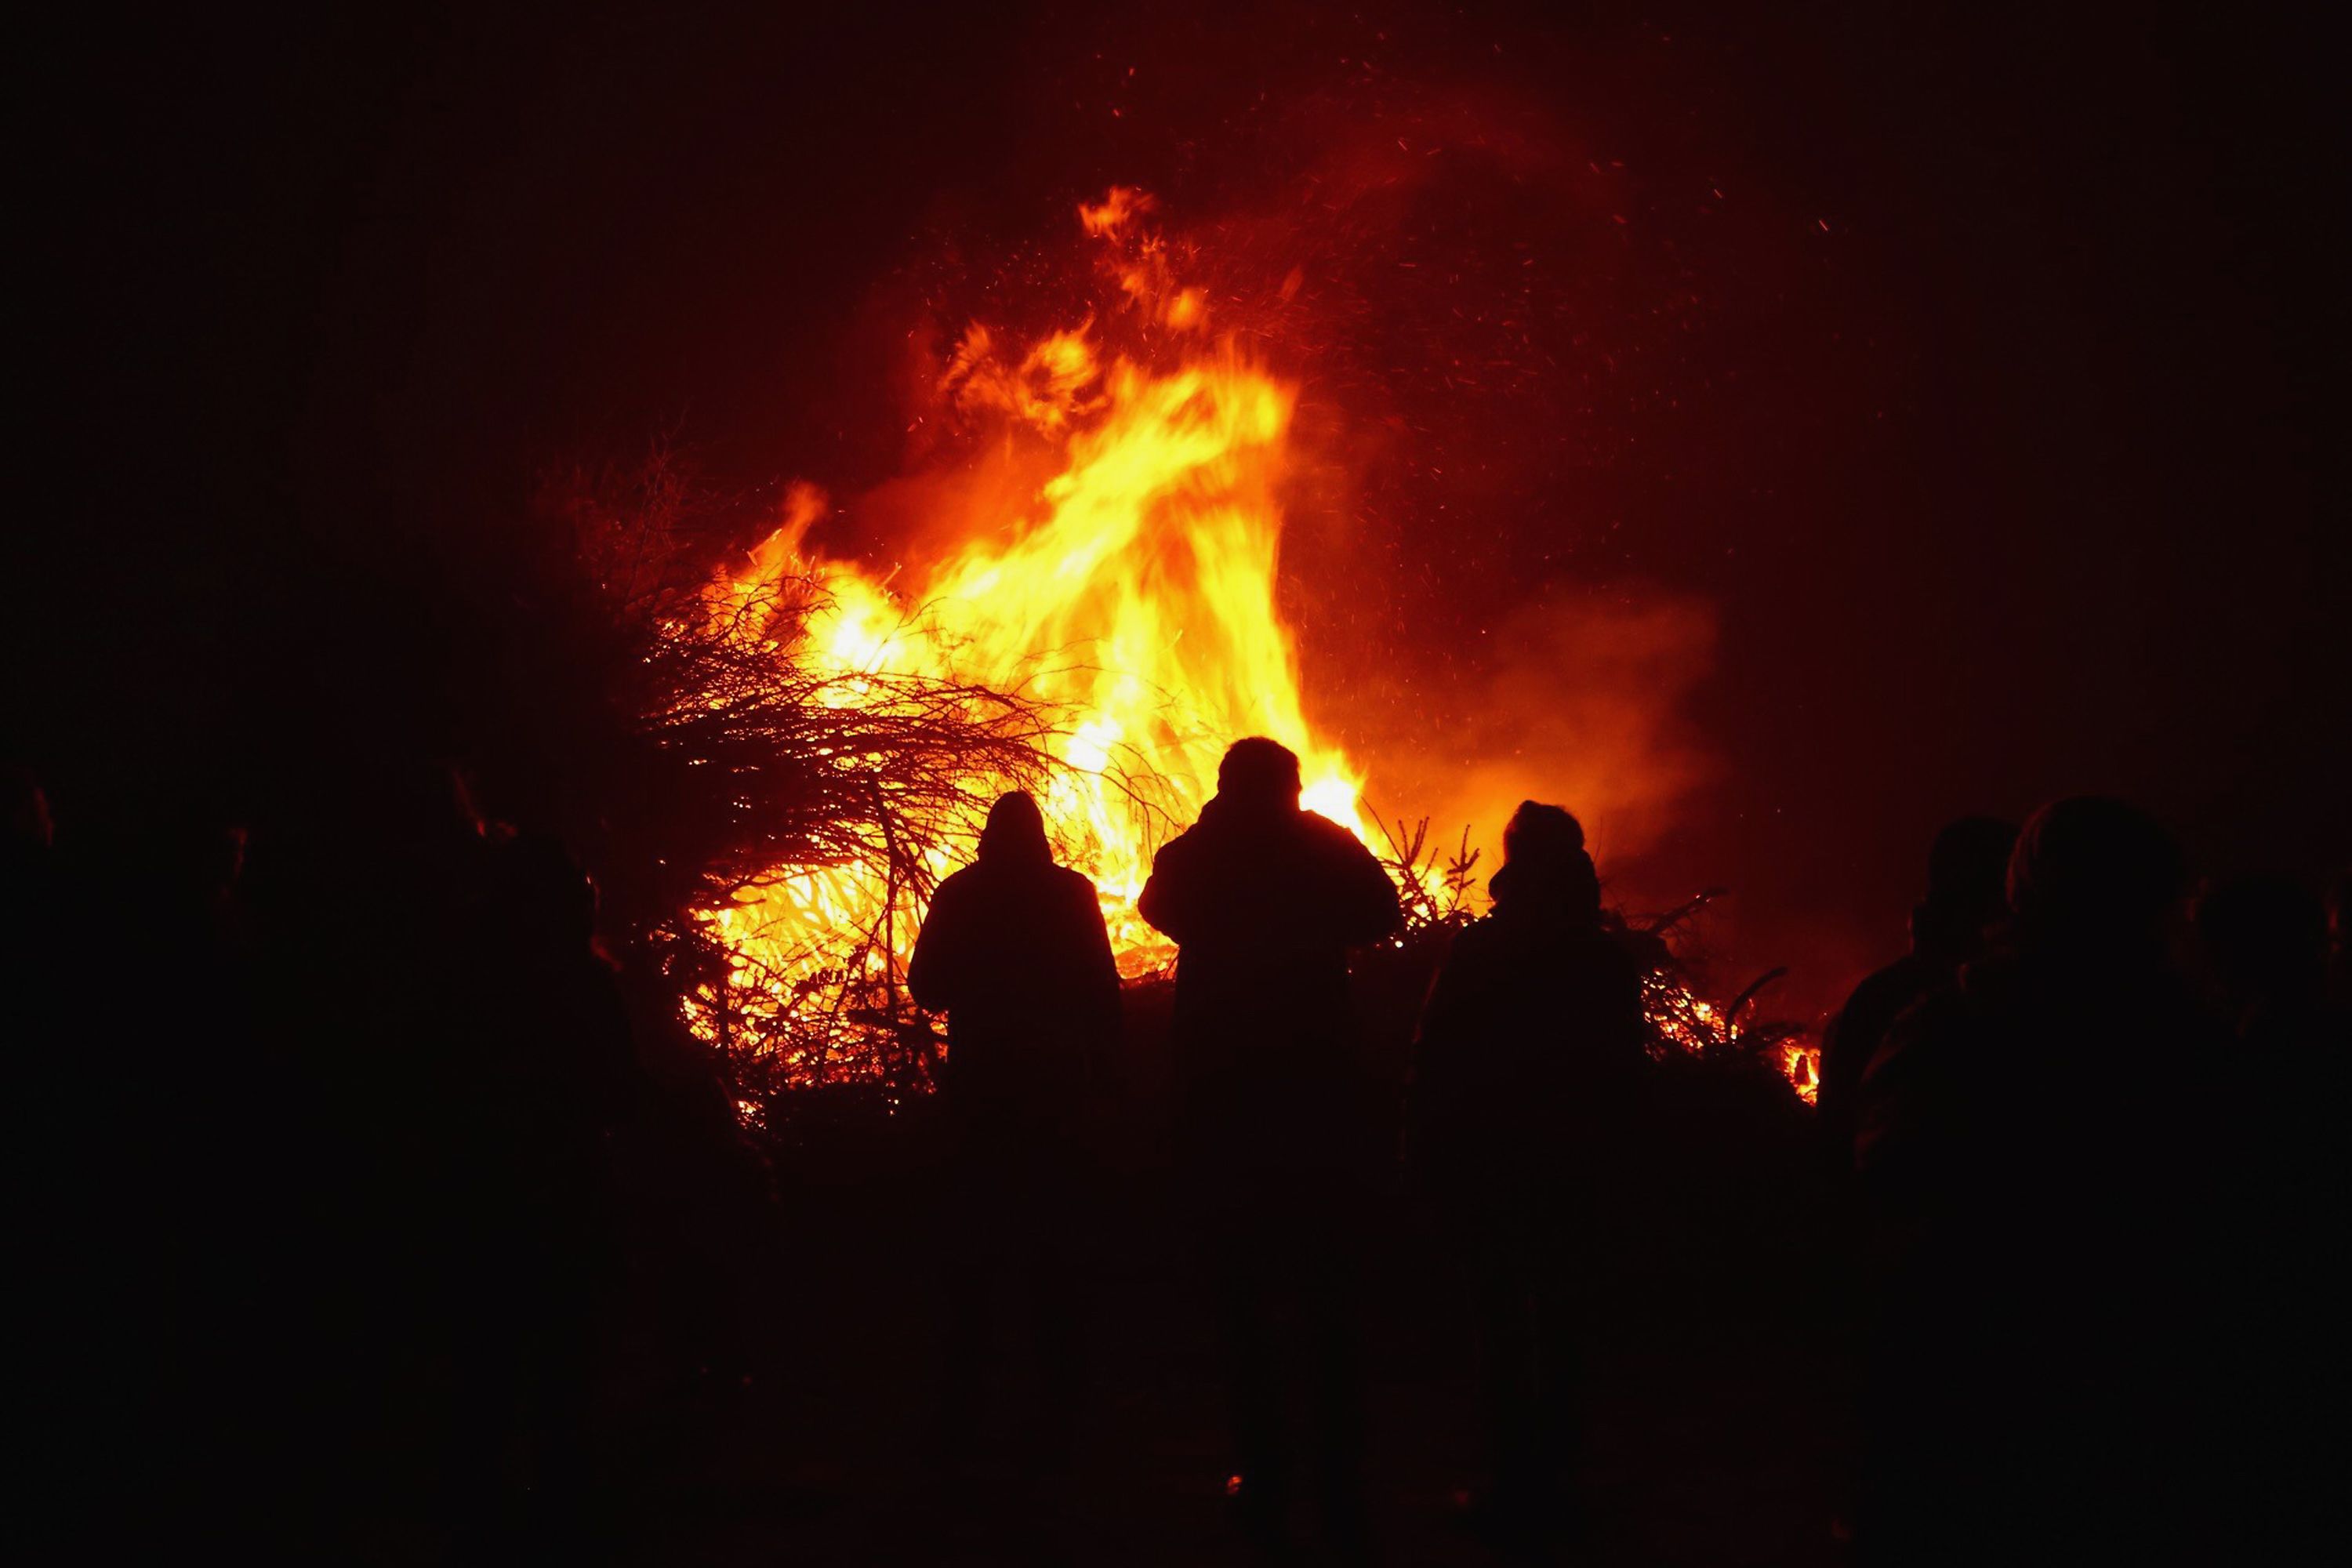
[1629,894,1820,1103]
[641,593,1066,1100]
[554,449,1076,1103]
[1374,815,1482,934]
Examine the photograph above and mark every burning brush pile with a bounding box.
[571,188,1817,1115]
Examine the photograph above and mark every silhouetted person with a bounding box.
[2197,873,2341,1056]
[2194,873,2350,1555]
[1138,737,1402,1558]
[1854,797,2216,1565]
[1410,801,1647,1552]
[908,790,1121,1504]
[230,759,518,1554]
[911,790,1122,1126]
[1817,815,2017,1179]
[1815,816,2015,1538]
[442,832,638,1554]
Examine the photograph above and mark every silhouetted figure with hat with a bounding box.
[1411,801,1646,1554]
[1139,737,1402,1559]
[1854,797,2215,1564]
[1818,815,2017,1181]
[909,790,1122,1514]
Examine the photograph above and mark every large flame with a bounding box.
[684,191,1392,1084]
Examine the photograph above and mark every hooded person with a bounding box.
[909,789,1122,1128]
[1409,801,1648,1547]
[906,790,1121,1500]
[1136,737,1402,1556]
[1413,803,1649,1195]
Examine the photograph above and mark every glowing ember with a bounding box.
[1643,971,1820,1103]
[1780,1042,1822,1105]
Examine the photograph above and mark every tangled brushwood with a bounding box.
[645,604,1064,1099]
[557,450,1065,1100]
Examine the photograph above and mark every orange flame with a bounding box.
[683,192,1399,1084]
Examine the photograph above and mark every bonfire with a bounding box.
[577,187,1817,1109]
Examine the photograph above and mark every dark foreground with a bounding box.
[4,793,1841,1567]
[706,1113,1839,1567]
[533,1052,1838,1567]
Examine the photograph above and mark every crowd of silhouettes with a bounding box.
[1841,800,2348,1564]
[904,747,2347,1563]
[7,740,2347,1564]
[5,757,779,1563]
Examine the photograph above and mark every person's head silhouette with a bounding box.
[978,789,1052,866]
[1915,815,2020,957]
[2196,874,2326,1011]
[1214,737,1302,817]
[2007,796,2183,954]
[1490,800,1600,920]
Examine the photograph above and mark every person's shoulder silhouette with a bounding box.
[1414,803,1644,1178]
[1421,803,1641,1037]
[2197,873,2343,1057]
[1138,739,1399,1077]
[1852,798,2254,1560]
[1139,738,1397,951]
[909,791,1120,1105]
[1859,795,2199,1206]
[1820,816,2016,1175]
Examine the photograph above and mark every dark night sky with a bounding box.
[16,1,2347,1020]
